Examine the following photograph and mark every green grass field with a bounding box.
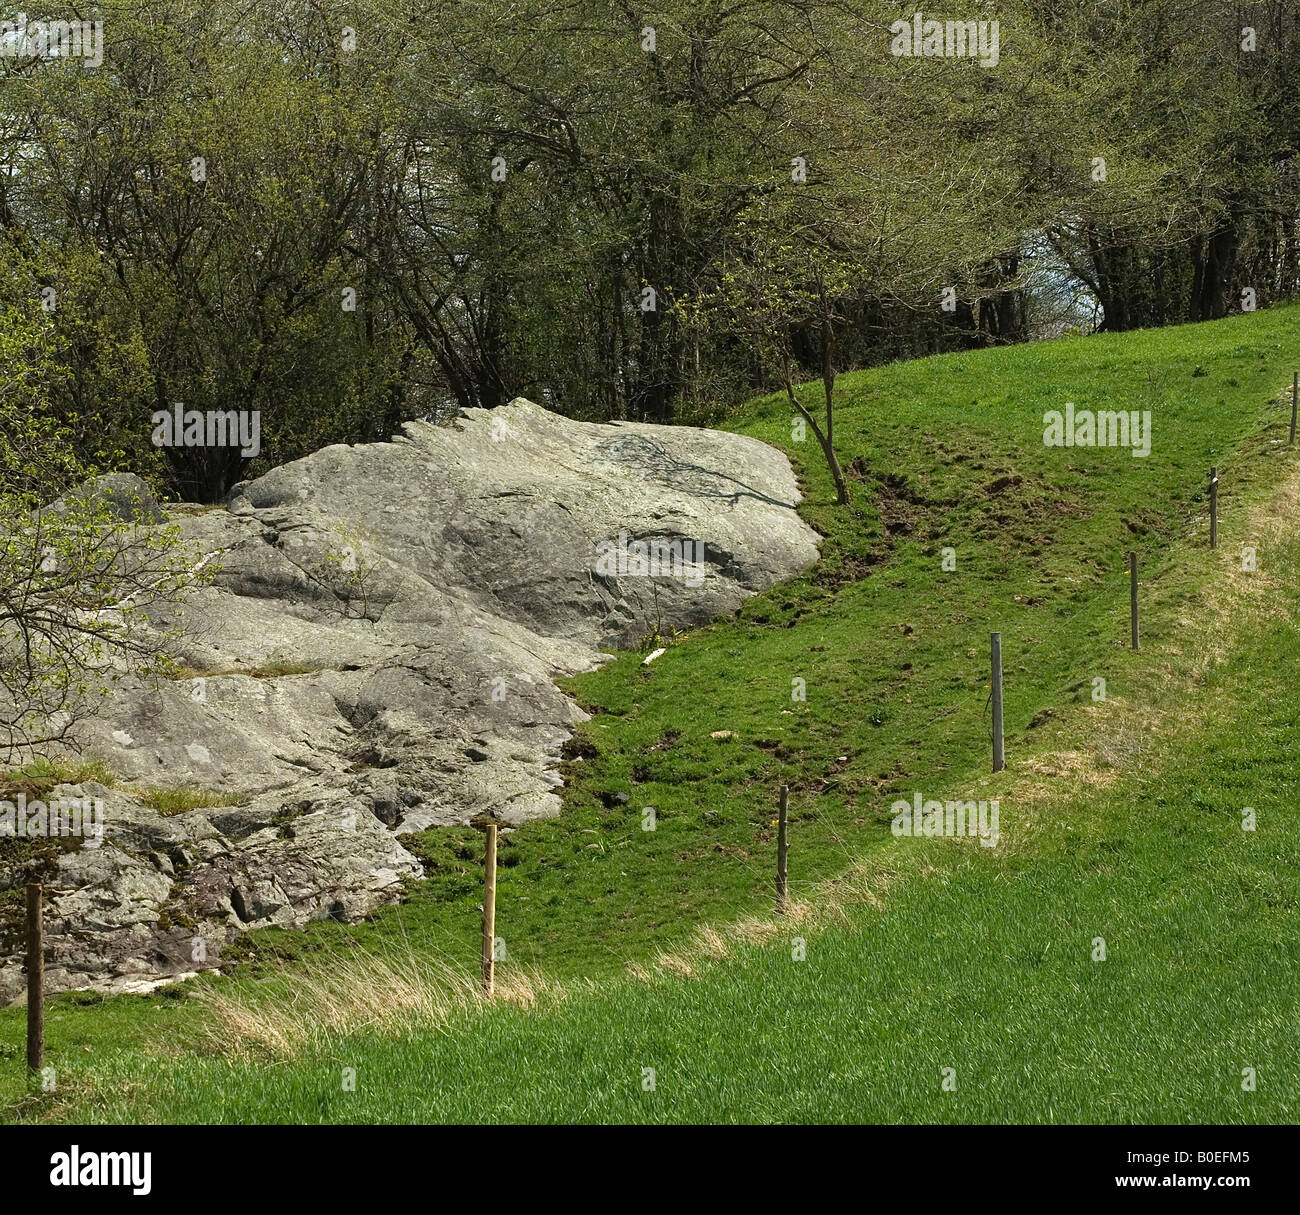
[3,305,1299,1122]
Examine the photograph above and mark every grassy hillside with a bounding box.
[3,305,1299,1122]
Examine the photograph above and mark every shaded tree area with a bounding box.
[1043,0,1300,331]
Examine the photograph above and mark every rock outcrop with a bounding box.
[0,398,820,1001]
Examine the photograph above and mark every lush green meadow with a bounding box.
[3,305,1299,1122]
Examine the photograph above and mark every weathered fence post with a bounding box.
[1129,551,1139,652]
[776,784,789,915]
[991,632,1005,773]
[1291,372,1298,446]
[1209,467,1218,550]
[480,823,498,998]
[26,882,43,1074]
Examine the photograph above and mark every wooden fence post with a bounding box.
[1291,372,1298,446]
[991,632,1005,773]
[26,882,43,1074]
[1130,551,1139,652]
[776,785,789,915]
[1209,467,1218,549]
[480,824,497,998]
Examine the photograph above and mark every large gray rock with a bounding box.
[0,398,820,1000]
[44,472,166,524]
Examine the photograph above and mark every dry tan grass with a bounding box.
[195,950,565,1057]
[653,951,696,979]
[724,915,781,949]
[1025,747,1121,787]
[494,965,578,1007]
[196,952,475,1055]
[694,925,731,960]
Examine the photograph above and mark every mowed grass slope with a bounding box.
[3,304,1299,1122]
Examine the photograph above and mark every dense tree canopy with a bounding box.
[0,1,1296,501]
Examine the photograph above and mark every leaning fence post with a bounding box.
[776,785,789,915]
[1129,551,1139,651]
[991,632,1005,773]
[26,882,43,1075]
[1209,467,1218,550]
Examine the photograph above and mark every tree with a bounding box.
[1,1,417,500]
[0,296,205,758]
[690,4,1058,504]
[1038,0,1300,329]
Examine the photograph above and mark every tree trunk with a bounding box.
[783,353,850,506]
